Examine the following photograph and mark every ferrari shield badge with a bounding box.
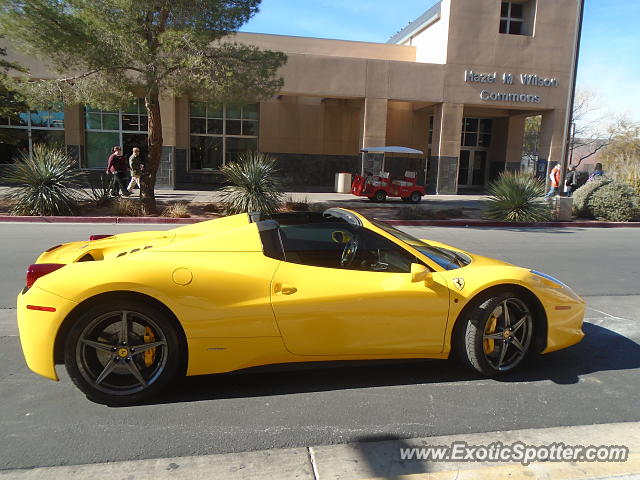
[453,278,465,290]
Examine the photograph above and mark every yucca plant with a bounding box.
[4,144,86,216]
[484,170,552,222]
[88,174,113,208]
[220,151,284,215]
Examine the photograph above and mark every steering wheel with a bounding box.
[340,235,359,267]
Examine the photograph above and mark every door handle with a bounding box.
[274,283,297,295]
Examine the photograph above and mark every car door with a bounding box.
[270,222,450,356]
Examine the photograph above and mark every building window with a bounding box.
[0,109,65,163]
[500,1,536,35]
[189,102,259,171]
[84,99,148,169]
[461,118,492,148]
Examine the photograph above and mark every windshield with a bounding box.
[369,220,470,270]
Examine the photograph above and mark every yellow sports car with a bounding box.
[17,208,585,404]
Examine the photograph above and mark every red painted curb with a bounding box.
[0,215,638,228]
[0,215,203,224]
[383,219,640,228]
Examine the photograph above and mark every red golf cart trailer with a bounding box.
[351,146,425,203]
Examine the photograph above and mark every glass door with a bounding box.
[458,150,488,188]
[458,150,471,186]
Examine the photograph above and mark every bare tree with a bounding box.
[569,88,621,168]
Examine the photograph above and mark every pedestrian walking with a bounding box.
[106,146,131,197]
[587,162,604,183]
[544,163,561,198]
[127,147,144,192]
[564,165,578,197]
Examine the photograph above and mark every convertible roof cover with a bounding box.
[360,146,424,155]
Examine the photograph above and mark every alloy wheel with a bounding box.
[481,298,533,371]
[75,310,168,395]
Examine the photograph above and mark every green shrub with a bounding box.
[484,170,551,222]
[609,162,640,197]
[4,144,86,216]
[572,177,611,218]
[586,181,639,221]
[220,151,284,215]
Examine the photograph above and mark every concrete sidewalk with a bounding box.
[2,422,638,479]
[0,185,489,209]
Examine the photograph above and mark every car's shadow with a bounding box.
[124,322,640,407]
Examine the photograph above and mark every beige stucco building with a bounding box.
[0,0,580,193]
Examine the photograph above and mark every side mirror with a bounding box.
[411,263,433,285]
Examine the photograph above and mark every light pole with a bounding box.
[561,0,586,192]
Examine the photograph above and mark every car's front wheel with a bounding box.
[64,299,183,405]
[457,292,534,376]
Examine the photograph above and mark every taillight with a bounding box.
[26,264,65,288]
[89,235,113,241]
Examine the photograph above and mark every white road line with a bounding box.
[587,307,633,322]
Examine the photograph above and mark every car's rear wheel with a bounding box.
[64,300,183,405]
[409,191,422,204]
[457,292,533,376]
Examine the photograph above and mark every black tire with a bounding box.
[372,190,387,203]
[64,299,183,405]
[456,292,534,376]
[409,191,422,204]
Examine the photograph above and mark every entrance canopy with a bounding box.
[360,146,424,155]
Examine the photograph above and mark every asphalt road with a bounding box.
[1,222,639,470]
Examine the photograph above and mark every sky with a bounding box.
[241,0,640,125]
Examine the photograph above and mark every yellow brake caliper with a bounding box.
[484,315,498,354]
[143,326,156,367]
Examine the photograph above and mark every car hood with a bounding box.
[420,238,514,269]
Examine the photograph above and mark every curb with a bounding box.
[2,422,638,480]
[0,215,200,224]
[384,219,640,228]
[1,215,640,228]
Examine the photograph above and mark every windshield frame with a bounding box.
[367,219,469,271]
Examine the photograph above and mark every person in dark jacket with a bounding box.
[106,146,130,197]
[565,165,578,197]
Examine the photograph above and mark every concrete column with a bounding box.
[175,97,190,150]
[361,97,388,148]
[63,105,84,146]
[157,95,177,189]
[539,109,566,181]
[505,114,526,171]
[159,95,177,147]
[428,102,463,195]
[63,105,84,166]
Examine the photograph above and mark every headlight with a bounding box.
[530,270,583,302]
[530,270,568,289]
